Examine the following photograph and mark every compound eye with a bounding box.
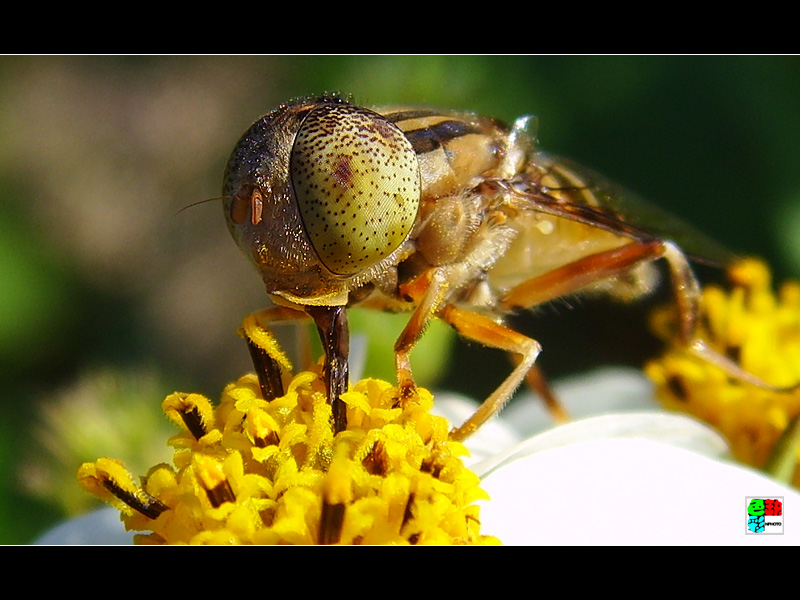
[290,103,421,276]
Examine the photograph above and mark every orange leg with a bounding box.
[501,239,669,316]
[394,268,450,396]
[391,244,669,436]
[492,240,671,424]
[439,305,542,441]
[502,237,800,397]
[520,362,570,424]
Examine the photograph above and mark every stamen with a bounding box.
[318,501,345,545]
[78,459,168,520]
[163,393,213,440]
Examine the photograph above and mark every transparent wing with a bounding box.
[509,151,736,267]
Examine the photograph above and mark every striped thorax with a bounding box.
[223,95,525,309]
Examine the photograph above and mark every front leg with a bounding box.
[394,268,450,399]
[305,305,350,435]
[439,305,542,441]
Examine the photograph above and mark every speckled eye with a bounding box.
[290,103,421,276]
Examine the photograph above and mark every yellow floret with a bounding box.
[647,257,800,485]
[78,363,499,545]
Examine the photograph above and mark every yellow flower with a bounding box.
[78,363,499,545]
[646,258,800,484]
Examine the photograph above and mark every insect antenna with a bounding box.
[175,196,228,216]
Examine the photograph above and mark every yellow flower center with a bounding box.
[78,364,499,545]
[646,258,800,484]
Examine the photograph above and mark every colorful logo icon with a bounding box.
[746,497,783,534]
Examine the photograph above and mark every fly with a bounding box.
[221,94,782,441]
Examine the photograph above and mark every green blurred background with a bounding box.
[3,55,800,543]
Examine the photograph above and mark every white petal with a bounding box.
[472,411,730,479]
[499,367,661,438]
[479,438,800,545]
[434,367,699,468]
[34,507,133,545]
